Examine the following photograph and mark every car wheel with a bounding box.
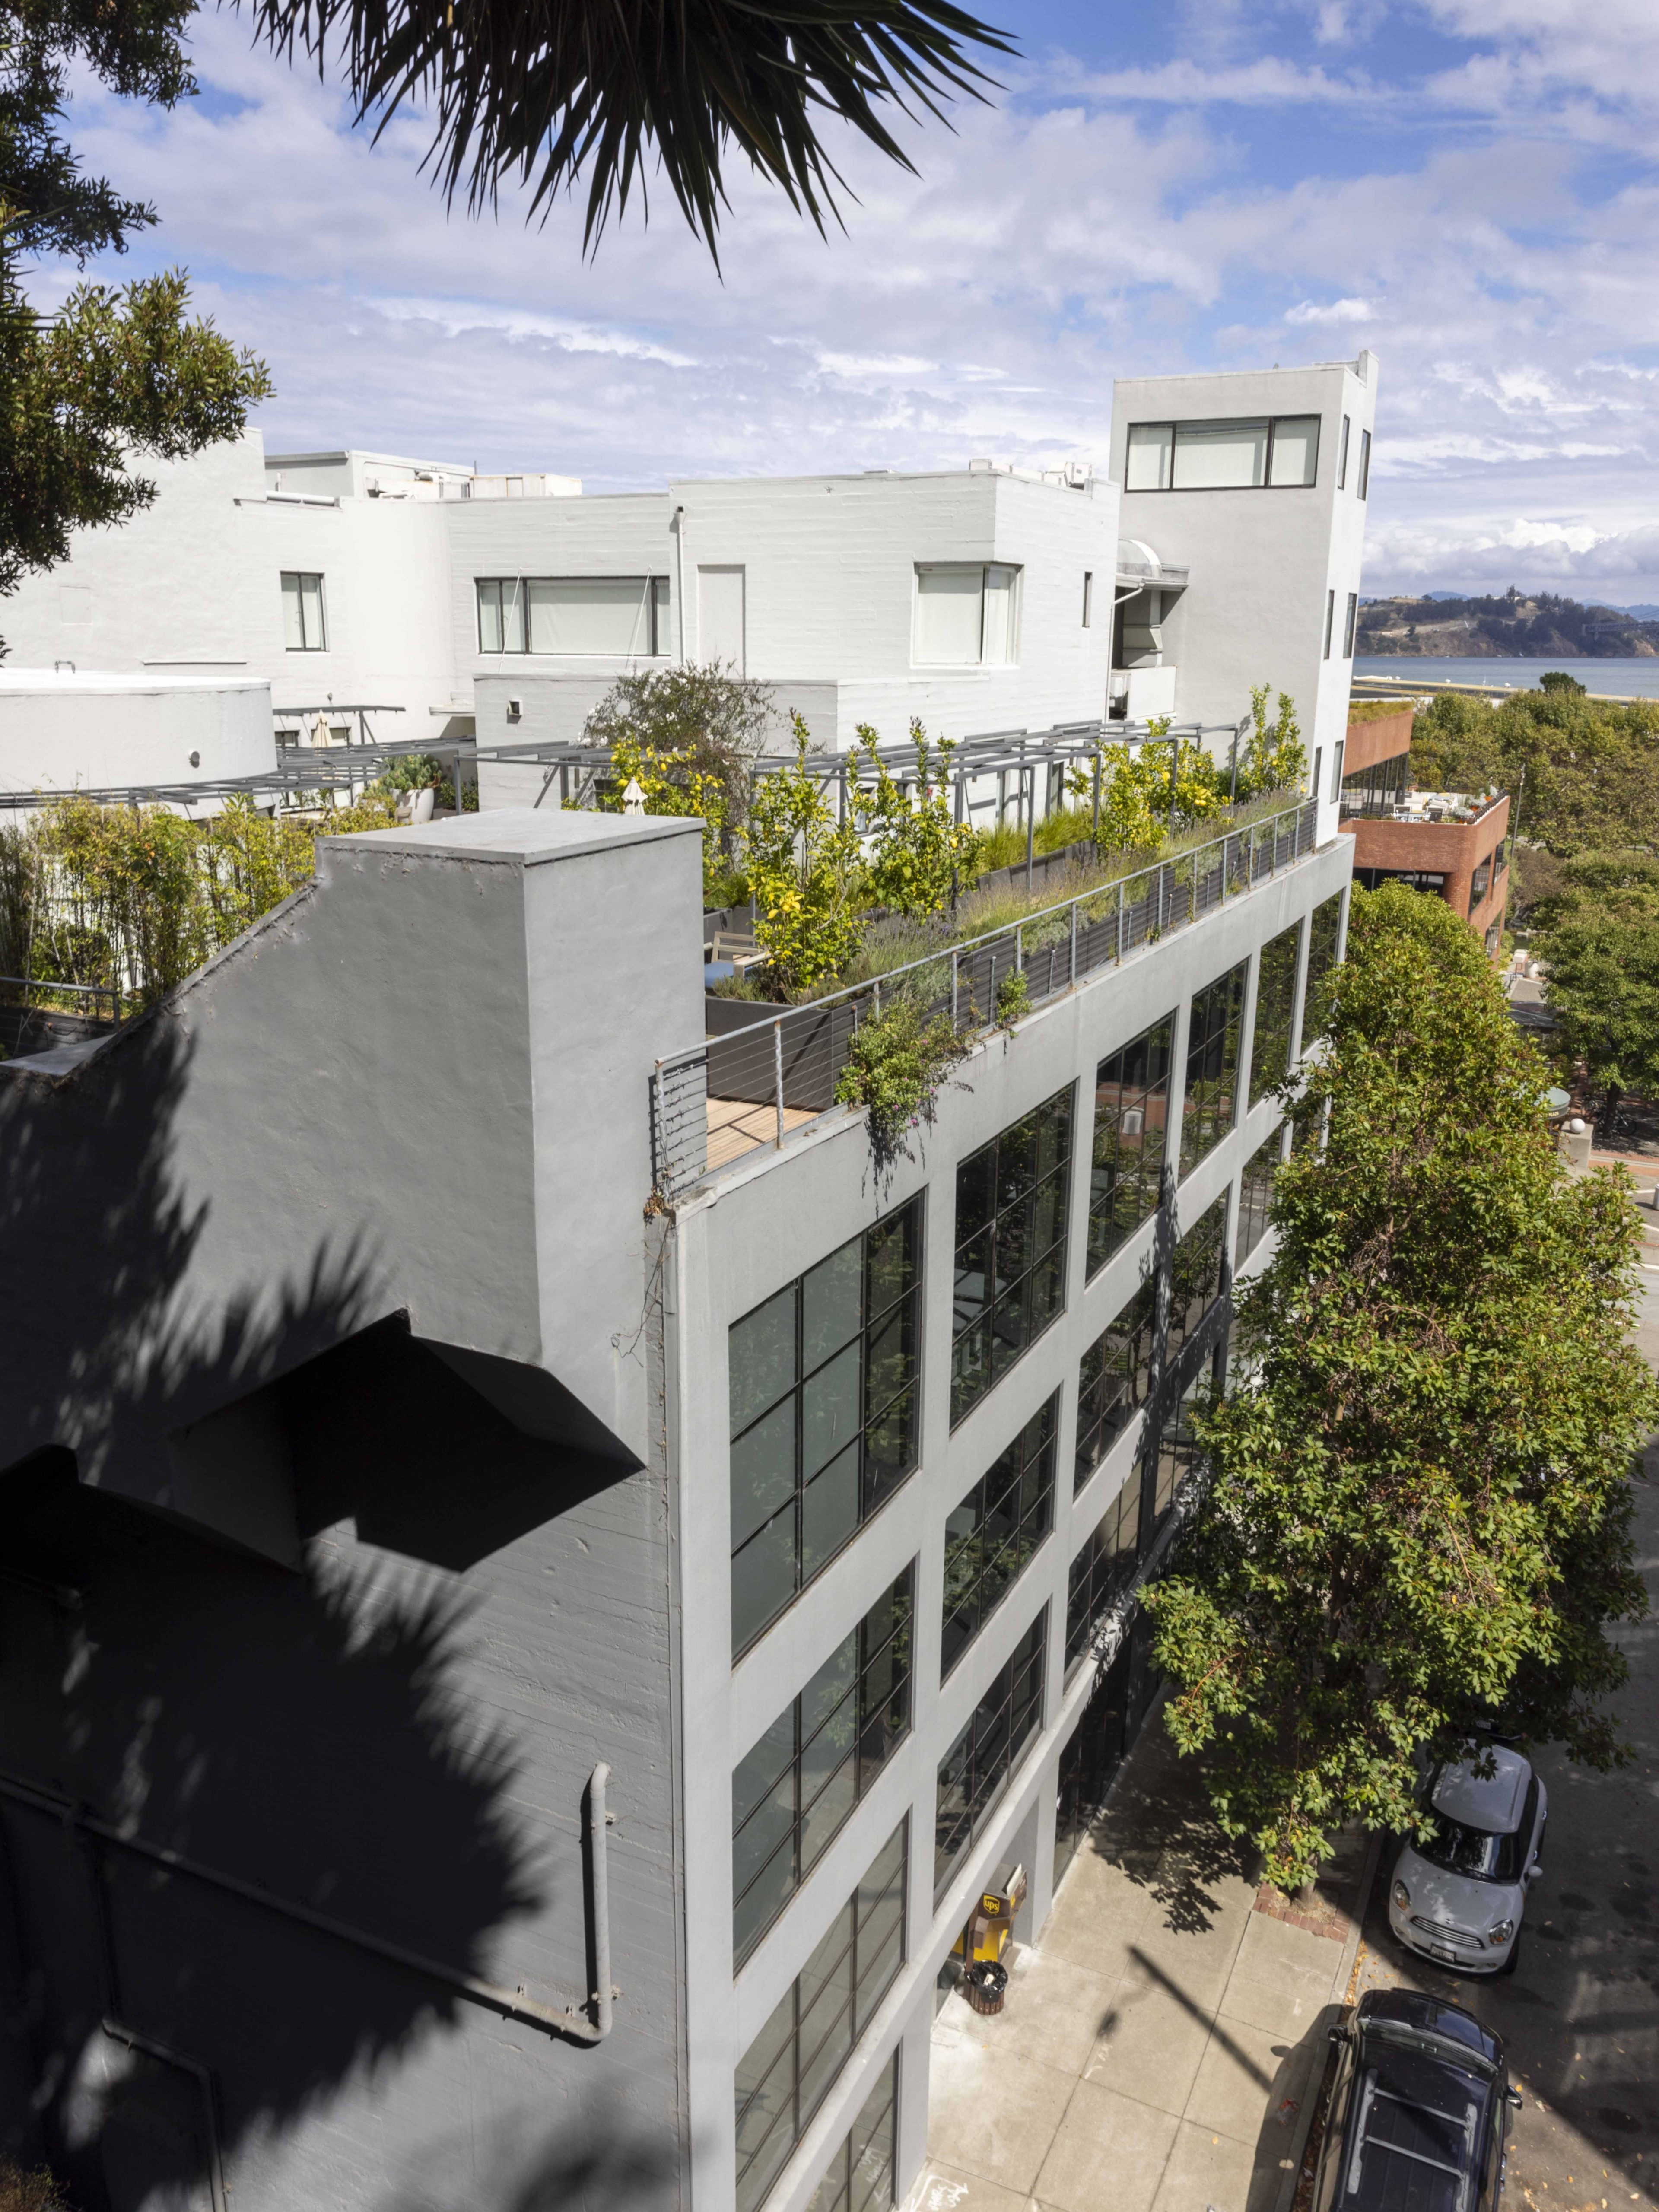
[1496,1932,1522,1978]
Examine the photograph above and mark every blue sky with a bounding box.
[45,0,1659,597]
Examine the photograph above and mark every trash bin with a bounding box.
[966,1960,1007,2017]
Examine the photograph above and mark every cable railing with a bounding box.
[650,796,1320,1197]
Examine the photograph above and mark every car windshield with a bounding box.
[1417,1813,1524,1884]
[1344,2036,1488,2212]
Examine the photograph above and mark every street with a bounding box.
[1346,1265,1659,2212]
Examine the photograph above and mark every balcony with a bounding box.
[1342,787,1511,956]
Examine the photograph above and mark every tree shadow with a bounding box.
[0,1014,674,2209]
[1084,1719,1256,1936]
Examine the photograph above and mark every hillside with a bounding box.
[1357,588,1659,658]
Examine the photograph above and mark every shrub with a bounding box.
[0,2161,73,2212]
[853,719,979,919]
[585,662,775,895]
[835,991,972,1180]
[742,715,867,992]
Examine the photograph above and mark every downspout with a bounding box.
[674,506,688,664]
[588,1761,614,2038]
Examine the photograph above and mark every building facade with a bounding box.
[0,792,1351,2212]
[1339,704,1511,955]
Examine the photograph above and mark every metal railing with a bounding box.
[650,796,1319,1197]
[0,975,122,1061]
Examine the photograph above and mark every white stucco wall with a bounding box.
[0,671,276,801]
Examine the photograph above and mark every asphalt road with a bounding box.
[1347,1265,1659,2212]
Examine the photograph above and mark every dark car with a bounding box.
[1308,1988,1523,2211]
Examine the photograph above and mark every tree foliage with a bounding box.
[585,661,773,896]
[1411,688,1659,856]
[741,715,867,991]
[833,987,971,1180]
[852,719,978,918]
[1530,852,1659,1126]
[1146,883,1654,1892]
[242,0,1013,262]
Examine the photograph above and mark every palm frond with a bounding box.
[239,0,1014,262]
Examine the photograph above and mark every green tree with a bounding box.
[1,2,272,617]
[585,662,774,895]
[741,715,867,992]
[1146,883,1653,1892]
[1239,684,1306,800]
[1531,853,1659,1137]
[853,719,979,918]
[1412,689,1659,855]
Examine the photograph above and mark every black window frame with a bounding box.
[941,1393,1058,1679]
[1166,1193,1228,1368]
[729,1198,923,1659]
[1065,1475,1139,1675]
[951,1089,1073,1428]
[1235,1127,1284,1269]
[933,1608,1047,1904]
[1145,1368,1208,1544]
[1469,853,1494,914]
[1074,1278,1156,1493]
[1302,893,1343,1040]
[1123,414,1323,493]
[806,2050,899,2212]
[1340,750,1409,819]
[1087,1015,1174,1278]
[1249,923,1301,1109]
[732,1567,915,1969]
[1179,966,1247,1182]
[734,1820,909,2212]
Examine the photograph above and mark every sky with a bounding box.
[41,0,1659,601]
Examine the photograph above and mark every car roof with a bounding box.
[1430,1746,1530,1832]
[1357,1987,1504,2067]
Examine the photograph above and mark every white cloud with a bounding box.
[1284,297,1376,324]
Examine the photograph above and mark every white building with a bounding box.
[0,352,1377,795]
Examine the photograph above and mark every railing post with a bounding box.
[951,948,960,1026]
[773,1019,785,1150]
[1116,880,1125,961]
[1070,899,1078,984]
[1015,923,1023,974]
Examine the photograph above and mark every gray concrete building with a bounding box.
[0,769,1350,2211]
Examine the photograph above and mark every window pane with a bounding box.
[802,1442,861,1577]
[914,566,985,665]
[1172,419,1268,489]
[650,574,671,655]
[733,1506,798,1652]
[525,575,652,655]
[299,574,325,649]
[731,1399,797,1551]
[802,1632,860,1741]
[1125,423,1173,491]
[865,1201,918,1319]
[804,1239,864,1368]
[734,1706,798,1834]
[982,565,1018,665]
[731,1286,797,1435]
[804,1342,862,1481]
[735,1826,800,1963]
[864,1299,916,1425]
[282,572,304,650]
[801,1758,858,1870]
[862,1384,916,1511]
[1268,416,1320,487]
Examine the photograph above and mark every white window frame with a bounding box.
[475,574,671,656]
[912,562,1023,668]
[281,572,327,652]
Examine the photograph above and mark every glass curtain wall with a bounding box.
[734,1821,908,2212]
[1086,1017,1174,1277]
[941,1395,1058,1678]
[1065,1477,1139,1673]
[730,1200,922,1656]
[1235,1130,1284,1269]
[1179,967,1248,1180]
[1303,893,1343,1036]
[1166,1195,1228,1367]
[733,1568,915,1967]
[951,1090,1073,1426]
[806,2053,899,2212]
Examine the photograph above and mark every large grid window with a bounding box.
[733,1569,915,1968]
[476,573,670,655]
[951,1090,1073,1427]
[1087,1016,1173,1278]
[1341,751,1408,818]
[730,1201,922,1657]
[1074,1280,1156,1492]
[1146,1373,1206,1538]
[1066,1478,1139,1674]
[735,1821,907,2212]
[934,1608,1047,1903]
[1179,967,1247,1181]
[807,2053,898,2212]
[1125,415,1321,492]
[941,1394,1058,1678]
[1303,893,1343,1039]
[1249,924,1301,1109]
[1166,1194,1227,1367]
[280,571,326,651]
[1236,1129,1283,1268]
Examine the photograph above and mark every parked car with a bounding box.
[1309,1989,1522,2212]
[1387,1745,1548,1975]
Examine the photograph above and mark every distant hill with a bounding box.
[1357,588,1659,658]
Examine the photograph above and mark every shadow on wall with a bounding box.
[0,1015,667,2210]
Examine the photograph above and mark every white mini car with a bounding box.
[1387,1745,1548,1977]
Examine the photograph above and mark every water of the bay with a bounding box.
[1354,655,1659,699]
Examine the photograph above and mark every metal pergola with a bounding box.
[0,713,1255,853]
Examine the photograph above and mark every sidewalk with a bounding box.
[916,1723,1368,2212]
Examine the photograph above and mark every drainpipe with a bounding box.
[589,1761,614,2038]
[674,507,688,664]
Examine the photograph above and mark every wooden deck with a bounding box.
[706,1094,819,1172]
